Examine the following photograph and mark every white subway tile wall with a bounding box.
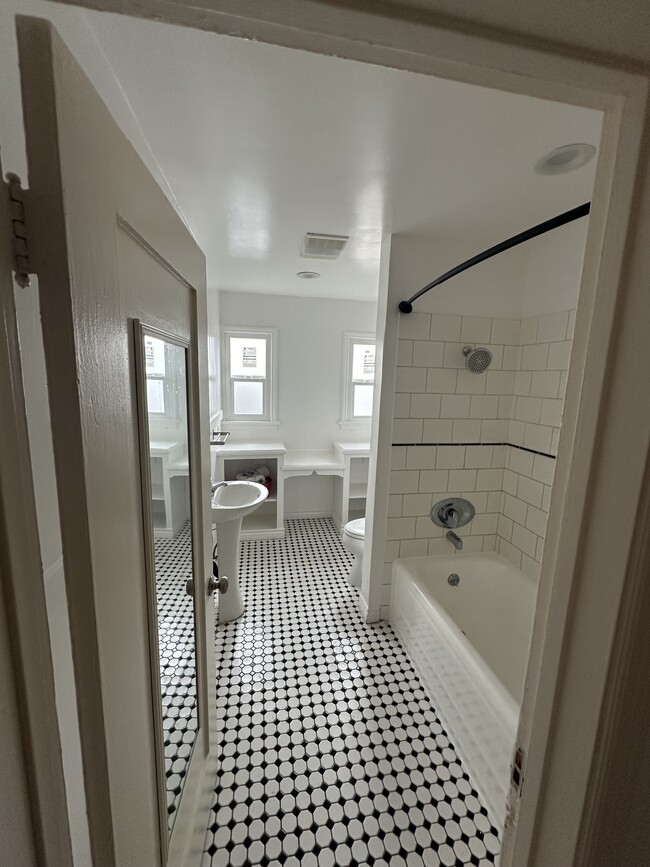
[385,310,575,601]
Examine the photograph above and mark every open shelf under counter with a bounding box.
[148,439,190,537]
[240,503,285,540]
[349,482,368,499]
[212,441,287,540]
[331,441,371,531]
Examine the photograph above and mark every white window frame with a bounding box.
[144,334,179,420]
[221,327,277,424]
[341,332,376,427]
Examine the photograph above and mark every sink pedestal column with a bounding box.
[216,517,245,623]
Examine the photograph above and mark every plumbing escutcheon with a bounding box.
[431,497,475,529]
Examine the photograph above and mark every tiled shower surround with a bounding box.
[204,519,500,866]
[385,309,574,609]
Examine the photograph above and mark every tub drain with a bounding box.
[448,573,460,586]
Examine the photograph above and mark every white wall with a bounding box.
[521,219,587,317]
[0,0,185,222]
[396,234,528,318]
[219,291,377,450]
[411,218,586,320]
[219,290,377,516]
[207,288,221,425]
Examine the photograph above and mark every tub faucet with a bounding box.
[446,530,463,551]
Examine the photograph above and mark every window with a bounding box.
[343,334,376,423]
[144,334,175,417]
[222,328,276,422]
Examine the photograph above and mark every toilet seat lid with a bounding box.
[344,518,365,538]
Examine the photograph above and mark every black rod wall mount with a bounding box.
[398,202,591,314]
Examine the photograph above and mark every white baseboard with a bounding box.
[284,510,332,520]
[240,528,286,541]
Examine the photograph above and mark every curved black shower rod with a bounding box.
[398,202,591,314]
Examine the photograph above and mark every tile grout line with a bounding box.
[392,441,556,460]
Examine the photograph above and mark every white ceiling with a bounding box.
[82,10,602,301]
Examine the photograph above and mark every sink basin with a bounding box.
[211,481,268,525]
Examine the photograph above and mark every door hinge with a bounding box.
[5,173,32,289]
[510,745,526,796]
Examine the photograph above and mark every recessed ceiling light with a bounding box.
[297,270,320,279]
[535,143,597,175]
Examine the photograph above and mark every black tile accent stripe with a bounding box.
[204,518,500,866]
[392,441,556,460]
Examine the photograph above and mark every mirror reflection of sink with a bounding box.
[211,481,268,525]
[211,481,269,623]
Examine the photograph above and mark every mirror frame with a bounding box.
[132,318,201,862]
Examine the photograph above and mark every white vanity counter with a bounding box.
[283,450,344,475]
[211,440,371,537]
[149,439,182,455]
[213,442,287,457]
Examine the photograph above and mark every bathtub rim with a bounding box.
[390,551,534,830]
[391,553,522,728]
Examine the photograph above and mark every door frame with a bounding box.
[0,179,73,866]
[133,319,204,862]
[6,1,650,865]
[13,16,215,867]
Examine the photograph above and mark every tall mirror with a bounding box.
[135,323,199,848]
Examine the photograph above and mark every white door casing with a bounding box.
[0,158,73,867]
[7,3,650,866]
[16,16,216,866]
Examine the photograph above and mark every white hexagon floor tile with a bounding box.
[204,518,500,866]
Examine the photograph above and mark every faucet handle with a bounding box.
[441,505,459,528]
[431,497,475,529]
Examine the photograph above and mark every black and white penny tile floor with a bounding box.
[203,518,500,867]
[154,522,198,831]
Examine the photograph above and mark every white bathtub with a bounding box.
[390,552,537,830]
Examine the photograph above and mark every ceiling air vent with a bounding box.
[301,232,349,260]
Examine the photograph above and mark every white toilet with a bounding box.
[341,517,365,587]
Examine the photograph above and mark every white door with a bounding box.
[15,16,216,867]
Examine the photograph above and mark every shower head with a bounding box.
[463,345,493,374]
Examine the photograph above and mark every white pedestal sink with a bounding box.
[212,481,268,623]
